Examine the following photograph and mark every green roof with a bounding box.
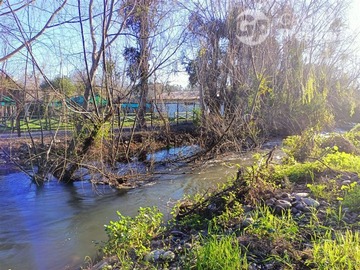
[0,96,15,106]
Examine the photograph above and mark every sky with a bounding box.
[2,0,360,89]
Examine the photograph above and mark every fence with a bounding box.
[0,109,197,133]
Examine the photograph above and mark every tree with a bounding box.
[41,76,77,96]
[184,0,360,151]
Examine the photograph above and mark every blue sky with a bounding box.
[2,0,360,88]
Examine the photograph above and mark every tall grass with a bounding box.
[309,230,360,269]
[186,234,248,270]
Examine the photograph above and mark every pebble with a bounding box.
[144,249,165,262]
[183,243,192,249]
[302,198,320,208]
[293,192,309,199]
[275,199,292,210]
[242,217,254,228]
[161,251,176,261]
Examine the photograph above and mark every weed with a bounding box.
[308,230,360,269]
[282,129,320,162]
[103,207,164,266]
[307,179,339,202]
[245,206,299,242]
[184,234,248,269]
[323,151,360,174]
[271,162,323,183]
[342,185,360,212]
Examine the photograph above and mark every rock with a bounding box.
[243,205,254,213]
[294,202,310,212]
[291,207,300,215]
[279,193,291,200]
[293,192,309,199]
[144,249,165,262]
[265,198,276,206]
[242,217,254,228]
[275,199,292,210]
[161,251,176,261]
[342,180,352,185]
[183,242,192,249]
[302,198,320,208]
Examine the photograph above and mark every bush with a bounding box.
[282,129,319,162]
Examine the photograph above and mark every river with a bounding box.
[0,143,281,270]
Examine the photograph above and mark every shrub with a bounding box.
[282,129,319,162]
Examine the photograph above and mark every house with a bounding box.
[150,90,200,118]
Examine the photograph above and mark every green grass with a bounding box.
[342,185,360,211]
[186,234,248,270]
[323,151,360,174]
[245,206,299,242]
[0,118,73,132]
[309,230,360,269]
[271,161,323,183]
[0,113,192,133]
[103,207,164,267]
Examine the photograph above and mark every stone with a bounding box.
[275,199,292,210]
[161,251,176,261]
[242,217,254,228]
[342,180,352,185]
[279,193,291,200]
[183,242,192,249]
[291,207,300,215]
[302,198,320,208]
[294,202,310,212]
[293,193,309,199]
[144,249,165,262]
[265,198,276,206]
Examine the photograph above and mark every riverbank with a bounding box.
[0,123,199,187]
[86,125,360,269]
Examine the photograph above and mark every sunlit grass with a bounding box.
[187,234,248,270]
[245,205,299,242]
[309,230,360,270]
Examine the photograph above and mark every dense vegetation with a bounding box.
[1,0,360,184]
[90,126,360,269]
[1,1,360,269]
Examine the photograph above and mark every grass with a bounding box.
[0,113,193,133]
[103,207,164,268]
[245,206,299,242]
[0,117,73,132]
[309,230,360,269]
[187,234,248,270]
[342,185,360,211]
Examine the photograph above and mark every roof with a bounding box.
[53,94,107,107]
[151,91,199,101]
[0,96,15,106]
